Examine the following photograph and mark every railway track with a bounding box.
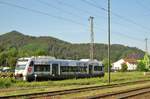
[0,86,49,93]
[86,85,150,99]
[1,79,150,99]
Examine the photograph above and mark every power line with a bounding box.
[94,26,144,43]
[81,0,150,32]
[91,0,107,11]
[0,1,146,45]
[55,0,145,38]
[55,0,107,19]
[91,0,150,35]
[55,0,148,36]
[37,0,83,19]
[112,31,143,43]
[0,1,86,27]
[136,0,150,12]
[135,0,150,38]
[55,0,91,14]
[81,0,107,12]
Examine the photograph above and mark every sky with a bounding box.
[0,0,150,52]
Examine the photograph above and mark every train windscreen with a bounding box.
[16,59,28,70]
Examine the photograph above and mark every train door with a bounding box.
[52,64,58,76]
[89,65,93,74]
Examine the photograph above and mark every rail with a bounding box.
[1,79,150,99]
[86,86,150,99]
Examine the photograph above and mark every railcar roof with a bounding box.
[18,56,103,66]
[18,57,31,61]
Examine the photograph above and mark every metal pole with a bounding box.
[145,38,148,54]
[145,38,148,69]
[89,16,94,61]
[108,0,111,84]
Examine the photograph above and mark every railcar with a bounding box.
[15,56,104,81]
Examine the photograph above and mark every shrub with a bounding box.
[103,59,112,72]
[121,63,127,72]
[0,78,13,88]
[137,61,146,71]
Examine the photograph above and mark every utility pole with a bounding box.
[89,16,94,61]
[108,0,111,84]
[145,38,149,69]
[145,38,148,54]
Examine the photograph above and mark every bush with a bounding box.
[137,61,146,71]
[103,59,112,72]
[121,63,127,72]
[0,78,13,88]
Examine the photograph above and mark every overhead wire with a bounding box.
[135,0,150,11]
[55,0,107,19]
[135,0,150,32]
[0,1,86,27]
[80,0,147,46]
[0,0,145,44]
[36,0,84,19]
[54,0,144,40]
[57,0,142,39]
[113,31,143,42]
[81,0,150,32]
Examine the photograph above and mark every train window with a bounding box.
[61,66,67,72]
[70,66,77,72]
[16,64,26,70]
[94,66,102,71]
[83,66,87,72]
[34,65,50,72]
[61,66,87,73]
[77,66,82,72]
[61,66,79,72]
[16,60,28,70]
[74,66,78,72]
[75,66,87,72]
[71,66,77,72]
[79,66,87,72]
[61,66,76,72]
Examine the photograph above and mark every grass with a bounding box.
[60,80,150,99]
[0,72,150,96]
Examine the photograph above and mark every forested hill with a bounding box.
[0,31,144,67]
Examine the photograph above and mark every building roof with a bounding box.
[124,58,137,64]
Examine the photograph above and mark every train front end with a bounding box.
[15,57,33,81]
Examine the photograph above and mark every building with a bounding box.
[112,59,137,71]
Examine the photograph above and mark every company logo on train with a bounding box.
[15,56,104,81]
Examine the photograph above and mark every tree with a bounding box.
[143,54,150,70]
[0,31,145,68]
[103,58,112,72]
[0,52,7,66]
[137,61,146,71]
[35,49,48,56]
[7,56,17,68]
[121,63,127,72]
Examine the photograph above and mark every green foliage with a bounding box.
[137,61,146,71]
[0,31,145,67]
[0,72,149,89]
[143,54,150,70]
[103,58,112,72]
[137,54,150,72]
[0,52,7,66]
[0,78,15,88]
[121,63,128,72]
